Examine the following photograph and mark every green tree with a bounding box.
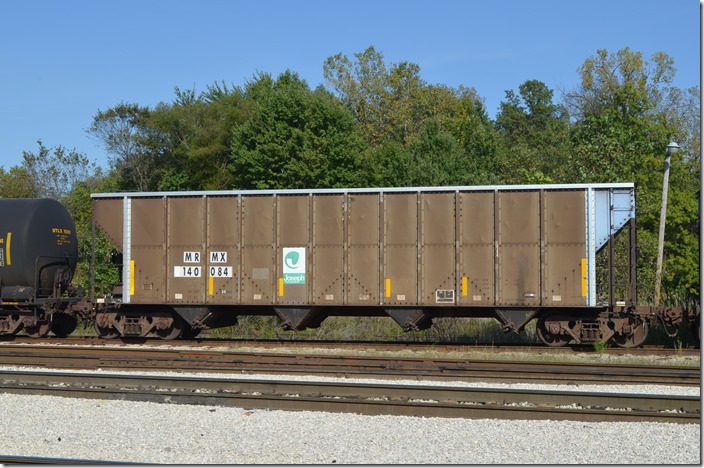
[20,140,101,201]
[88,103,156,191]
[324,46,499,187]
[324,46,489,147]
[0,166,35,198]
[494,80,571,183]
[409,121,470,186]
[564,48,675,122]
[324,47,390,144]
[429,85,500,185]
[364,142,415,187]
[229,71,367,189]
[147,82,251,190]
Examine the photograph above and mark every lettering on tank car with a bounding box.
[51,227,73,246]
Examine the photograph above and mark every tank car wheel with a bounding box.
[536,314,571,347]
[154,313,184,340]
[51,314,78,337]
[24,322,51,338]
[610,318,648,348]
[0,315,24,336]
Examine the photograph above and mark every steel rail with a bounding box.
[5,335,701,356]
[0,344,698,387]
[0,369,698,424]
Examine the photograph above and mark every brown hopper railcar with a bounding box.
[88,183,690,346]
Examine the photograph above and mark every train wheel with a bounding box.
[536,314,571,347]
[0,315,24,336]
[154,313,184,340]
[94,314,119,339]
[610,318,648,348]
[24,322,51,338]
[51,315,78,338]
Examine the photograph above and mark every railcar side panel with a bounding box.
[92,198,124,250]
[205,196,239,305]
[543,190,587,306]
[347,193,379,305]
[276,195,310,305]
[458,191,495,305]
[311,194,344,305]
[167,197,205,304]
[242,196,274,304]
[383,193,418,306]
[420,192,456,306]
[497,191,540,306]
[130,198,166,304]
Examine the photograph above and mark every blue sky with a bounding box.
[0,0,700,170]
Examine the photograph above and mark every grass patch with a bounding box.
[204,316,542,345]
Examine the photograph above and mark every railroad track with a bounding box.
[0,344,698,387]
[2,335,700,356]
[0,369,698,424]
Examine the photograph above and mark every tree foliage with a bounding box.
[0,166,35,198]
[324,46,499,187]
[229,71,366,189]
[87,103,156,191]
[19,140,101,201]
[494,80,571,183]
[148,83,251,190]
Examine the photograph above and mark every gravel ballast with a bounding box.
[0,367,700,464]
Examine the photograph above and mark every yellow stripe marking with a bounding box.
[279,278,284,297]
[6,232,11,265]
[581,258,587,297]
[462,276,468,296]
[385,278,391,298]
[209,277,214,295]
[130,261,135,296]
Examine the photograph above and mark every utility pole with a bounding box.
[654,140,681,307]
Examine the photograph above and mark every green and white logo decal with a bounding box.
[283,247,306,284]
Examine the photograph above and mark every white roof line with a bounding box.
[91,183,635,198]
